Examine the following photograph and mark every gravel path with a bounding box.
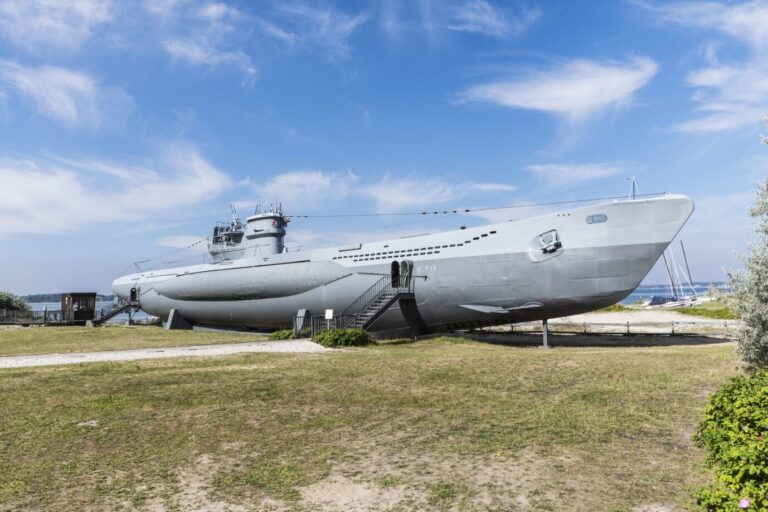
[0,339,330,369]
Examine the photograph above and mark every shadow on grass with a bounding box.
[434,331,733,348]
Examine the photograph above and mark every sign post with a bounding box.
[325,309,333,331]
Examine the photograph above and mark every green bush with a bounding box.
[269,329,294,340]
[312,328,374,348]
[695,370,768,510]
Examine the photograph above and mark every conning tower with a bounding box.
[244,203,289,255]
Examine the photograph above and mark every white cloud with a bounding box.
[458,57,658,123]
[157,2,257,85]
[163,39,257,85]
[270,4,368,59]
[670,61,768,132]
[360,178,516,212]
[0,146,231,236]
[448,0,540,38]
[526,163,624,186]
[251,170,359,208]
[471,182,517,192]
[0,60,133,128]
[0,0,113,53]
[645,1,768,132]
[648,1,768,54]
[243,170,515,215]
[155,235,208,249]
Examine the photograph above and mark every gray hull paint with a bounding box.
[135,242,663,334]
[114,194,694,334]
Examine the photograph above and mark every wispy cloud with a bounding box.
[0,0,113,53]
[267,4,368,60]
[157,1,258,85]
[458,57,658,123]
[644,1,768,132]
[243,170,515,214]
[249,170,359,209]
[360,177,516,212]
[0,145,231,236]
[163,39,257,85]
[647,1,768,53]
[0,60,133,128]
[155,235,208,249]
[448,0,540,38]
[526,162,624,186]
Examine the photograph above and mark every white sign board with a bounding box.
[324,309,334,320]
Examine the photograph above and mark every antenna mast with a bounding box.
[627,176,638,199]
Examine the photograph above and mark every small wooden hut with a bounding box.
[61,293,97,323]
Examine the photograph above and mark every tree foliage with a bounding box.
[0,291,29,312]
[729,128,768,367]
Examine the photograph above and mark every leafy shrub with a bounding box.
[0,291,29,312]
[269,329,294,340]
[695,370,768,510]
[312,328,374,347]
[295,327,311,338]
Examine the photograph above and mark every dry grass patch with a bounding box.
[0,325,267,356]
[0,336,739,511]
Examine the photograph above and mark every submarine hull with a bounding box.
[113,194,694,334]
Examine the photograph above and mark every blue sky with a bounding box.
[0,0,766,294]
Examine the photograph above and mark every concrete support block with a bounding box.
[166,309,193,330]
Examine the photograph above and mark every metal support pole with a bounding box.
[542,319,549,349]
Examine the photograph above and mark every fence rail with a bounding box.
[0,309,64,324]
[493,320,741,336]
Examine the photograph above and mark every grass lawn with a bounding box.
[670,299,738,320]
[598,299,738,320]
[0,332,739,511]
[0,325,268,357]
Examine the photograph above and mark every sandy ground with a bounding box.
[553,310,736,325]
[0,339,330,369]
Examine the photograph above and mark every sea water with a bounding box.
[620,282,729,304]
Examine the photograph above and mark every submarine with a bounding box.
[112,193,694,336]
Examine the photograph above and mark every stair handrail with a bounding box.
[337,275,420,330]
[96,298,140,322]
[339,276,391,319]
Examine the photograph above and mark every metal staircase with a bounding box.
[338,276,415,330]
[94,300,140,325]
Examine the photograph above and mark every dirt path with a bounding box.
[0,339,329,369]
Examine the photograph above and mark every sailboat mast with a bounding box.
[669,249,685,299]
[661,251,676,298]
[679,240,696,300]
